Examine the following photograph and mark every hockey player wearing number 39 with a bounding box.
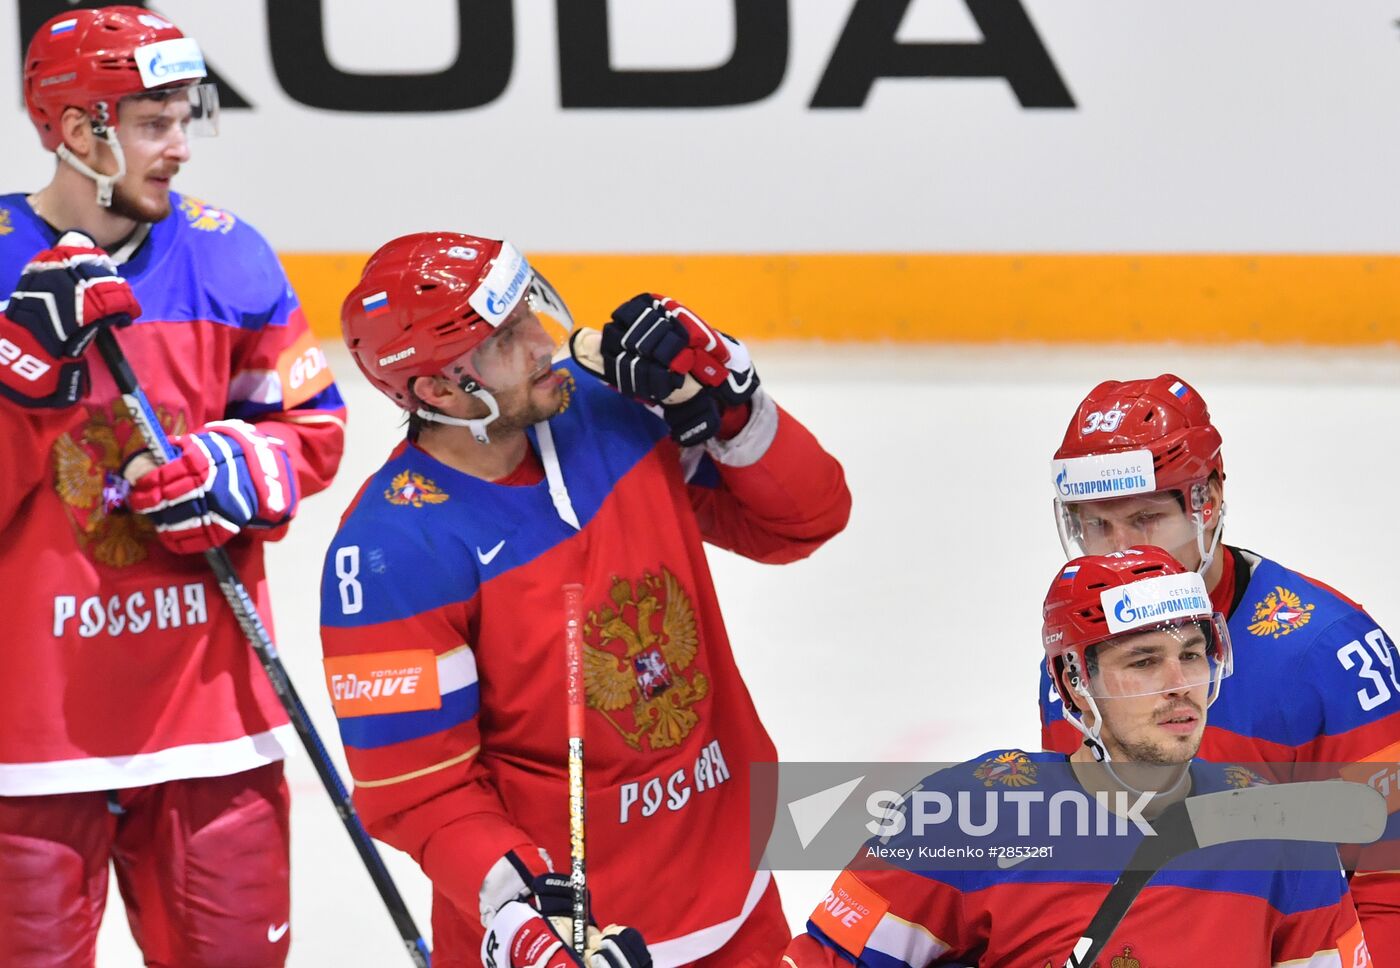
[1039,375,1400,960]
[785,548,1371,966]
[0,8,347,967]
[322,233,851,967]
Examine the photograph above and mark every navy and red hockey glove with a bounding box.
[125,420,299,555]
[0,230,140,408]
[576,293,760,445]
[482,873,651,968]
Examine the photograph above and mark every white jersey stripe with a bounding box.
[0,724,294,796]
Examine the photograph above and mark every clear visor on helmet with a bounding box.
[118,82,220,140]
[1055,489,1203,563]
[1071,615,1233,700]
[455,270,575,392]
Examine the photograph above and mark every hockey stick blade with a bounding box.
[1185,780,1386,848]
[1066,780,1384,968]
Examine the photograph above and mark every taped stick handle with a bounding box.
[94,330,432,968]
[564,582,588,958]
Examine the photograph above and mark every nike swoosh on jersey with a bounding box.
[476,539,506,565]
[267,922,290,943]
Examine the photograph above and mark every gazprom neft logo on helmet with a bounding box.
[468,242,532,327]
[135,38,208,89]
[1052,450,1156,502]
[1101,573,1211,634]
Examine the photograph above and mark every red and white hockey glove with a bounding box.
[125,420,299,555]
[576,293,759,445]
[482,874,651,968]
[0,230,140,408]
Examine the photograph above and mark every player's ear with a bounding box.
[58,106,105,161]
[1054,661,1083,715]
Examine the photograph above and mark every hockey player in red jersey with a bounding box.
[323,233,851,967]
[786,548,1372,966]
[0,8,346,966]
[1039,375,1400,959]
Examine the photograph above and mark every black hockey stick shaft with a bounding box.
[1063,829,1184,968]
[1064,780,1386,968]
[96,331,431,968]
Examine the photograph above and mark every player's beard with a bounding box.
[491,371,566,434]
[1107,699,1204,766]
[107,176,174,224]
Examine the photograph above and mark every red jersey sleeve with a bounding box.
[687,390,851,564]
[320,528,543,929]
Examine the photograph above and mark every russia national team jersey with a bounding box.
[784,750,1368,967]
[320,366,850,965]
[0,192,346,795]
[1040,546,1400,961]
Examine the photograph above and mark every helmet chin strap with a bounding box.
[57,121,126,209]
[1193,498,1227,576]
[414,384,500,445]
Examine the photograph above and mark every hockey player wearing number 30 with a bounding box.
[1039,374,1400,960]
[322,233,851,967]
[785,548,1372,966]
[0,7,347,968]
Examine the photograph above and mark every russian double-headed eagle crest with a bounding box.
[974,751,1039,788]
[52,400,186,567]
[1247,586,1314,638]
[554,369,576,415]
[1041,945,1141,968]
[384,470,448,507]
[0,208,12,236]
[179,196,237,234]
[1224,765,1270,789]
[583,568,708,751]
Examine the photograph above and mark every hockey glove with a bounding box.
[575,293,760,445]
[0,230,140,408]
[482,873,652,968]
[125,420,298,555]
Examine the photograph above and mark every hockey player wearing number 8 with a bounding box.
[322,233,851,967]
[0,7,347,967]
[1039,374,1400,959]
[784,548,1372,967]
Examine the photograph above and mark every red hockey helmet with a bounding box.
[341,232,573,410]
[24,6,217,152]
[1042,547,1231,710]
[1050,375,1226,570]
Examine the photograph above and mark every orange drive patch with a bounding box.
[1338,916,1371,966]
[277,321,335,409]
[1340,739,1400,813]
[325,649,441,718]
[809,870,890,956]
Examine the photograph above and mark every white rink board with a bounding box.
[89,342,1400,965]
[3,0,1400,252]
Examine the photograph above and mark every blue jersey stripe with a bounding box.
[338,683,480,750]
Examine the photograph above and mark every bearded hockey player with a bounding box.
[0,7,345,966]
[785,548,1370,966]
[322,233,851,966]
[1040,374,1400,959]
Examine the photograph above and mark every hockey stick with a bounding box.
[95,331,432,968]
[1064,780,1386,968]
[564,583,588,958]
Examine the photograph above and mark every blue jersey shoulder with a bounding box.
[0,191,292,331]
[0,194,58,286]
[1227,553,1396,741]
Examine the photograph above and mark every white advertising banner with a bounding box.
[2,0,1398,254]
